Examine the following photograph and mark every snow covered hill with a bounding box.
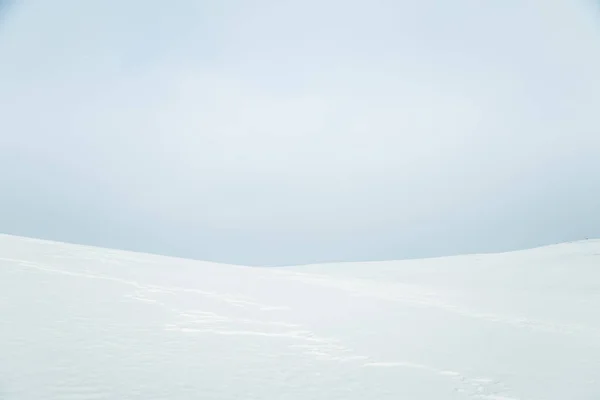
[1,234,599,399]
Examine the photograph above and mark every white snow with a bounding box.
[1,234,600,399]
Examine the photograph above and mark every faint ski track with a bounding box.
[5,255,596,341]
[363,362,519,400]
[0,257,287,311]
[1,255,528,400]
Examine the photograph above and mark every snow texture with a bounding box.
[1,233,600,399]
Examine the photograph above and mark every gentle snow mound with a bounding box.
[1,234,599,399]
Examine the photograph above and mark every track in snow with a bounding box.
[1,234,600,399]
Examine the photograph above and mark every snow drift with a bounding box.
[1,233,599,399]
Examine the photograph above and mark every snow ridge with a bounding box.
[1,234,599,399]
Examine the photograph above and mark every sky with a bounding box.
[1,0,599,266]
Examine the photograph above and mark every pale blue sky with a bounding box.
[1,0,599,266]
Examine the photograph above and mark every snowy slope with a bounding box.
[1,234,599,399]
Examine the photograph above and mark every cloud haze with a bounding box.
[1,0,599,265]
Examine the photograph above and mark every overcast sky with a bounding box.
[1,0,599,266]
